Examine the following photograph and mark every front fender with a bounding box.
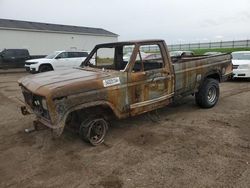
[54,100,128,129]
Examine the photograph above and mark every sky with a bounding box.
[0,0,250,44]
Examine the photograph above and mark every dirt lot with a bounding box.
[0,72,250,188]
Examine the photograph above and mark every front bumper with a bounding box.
[20,105,64,129]
[233,69,250,78]
[21,105,64,137]
[20,84,65,137]
[24,65,38,73]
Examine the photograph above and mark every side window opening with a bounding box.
[123,45,135,63]
[132,44,164,72]
[56,52,68,59]
[68,52,78,58]
[79,52,88,57]
[68,52,88,58]
[15,50,22,58]
[95,47,115,69]
[89,45,135,71]
[3,50,15,59]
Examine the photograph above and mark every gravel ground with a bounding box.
[0,73,250,188]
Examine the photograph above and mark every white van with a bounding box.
[25,50,89,73]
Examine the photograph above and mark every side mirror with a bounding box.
[55,56,62,59]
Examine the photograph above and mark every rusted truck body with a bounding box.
[18,40,232,145]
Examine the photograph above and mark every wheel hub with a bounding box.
[88,119,107,145]
[207,86,217,103]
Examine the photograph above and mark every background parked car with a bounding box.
[0,49,45,69]
[25,50,89,73]
[232,51,250,78]
[143,53,162,61]
[169,51,194,57]
[204,52,223,56]
[0,49,30,69]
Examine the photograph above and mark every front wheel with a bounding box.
[39,65,53,73]
[195,78,219,108]
[79,117,108,146]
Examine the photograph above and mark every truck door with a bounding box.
[127,43,174,116]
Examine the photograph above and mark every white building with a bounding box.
[0,19,118,55]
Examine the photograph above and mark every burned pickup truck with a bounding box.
[18,40,232,145]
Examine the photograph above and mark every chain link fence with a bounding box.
[168,39,250,51]
[123,40,250,54]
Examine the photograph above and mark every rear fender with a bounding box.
[195,70,221,92]
[204,70,221,82]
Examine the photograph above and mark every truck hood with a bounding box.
[232,59,250,65]
[18,68,111,97]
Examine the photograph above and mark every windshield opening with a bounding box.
[84,45,135,71]
[232,52,250,60]
[45,51,61,59]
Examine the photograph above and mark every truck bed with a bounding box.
[172,53,232,97]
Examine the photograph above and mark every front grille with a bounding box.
[22,89,33,106]
[22,87,50,120]
[233,65,239,69]
[238,74,246,76]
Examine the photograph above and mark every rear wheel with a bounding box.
[39,65,53,73]
[195,78,219,108]
[79,117,108,146]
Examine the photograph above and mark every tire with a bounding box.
[195,78,219,108]
[39,65,53,73]
[79,117,108,146]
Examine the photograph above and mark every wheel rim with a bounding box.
[88,119,107,145]
[207,86,217,103]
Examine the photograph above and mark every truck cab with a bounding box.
[83,40,175,116]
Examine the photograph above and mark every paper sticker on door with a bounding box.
[103,77,120,87]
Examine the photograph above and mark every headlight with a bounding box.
[41,98,48,110]
[25,62,38,65]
